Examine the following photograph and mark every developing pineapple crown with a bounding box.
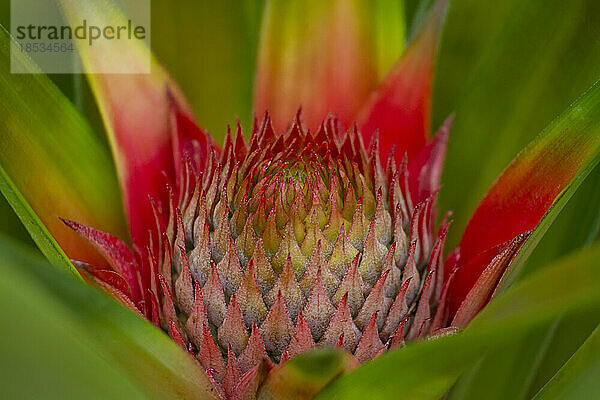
[157,112,450,384]
[63,111,453,398]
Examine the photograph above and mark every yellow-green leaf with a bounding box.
[0,27,128,265]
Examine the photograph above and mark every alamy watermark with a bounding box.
[11,0,151,74]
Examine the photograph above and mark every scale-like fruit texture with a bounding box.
[170,113,450,378]
[64,113,454,398]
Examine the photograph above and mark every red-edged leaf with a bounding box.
[448,81,600,318]
[253,0,400,132]
[167,90,213,183]
[445,239,513,317]
[450,233,529,328]
[94,279,144,318]
[170,321,187,350]
[409,114,453,204]
[0,28,128,267]
[357,0,448,163]
[85,267,132,298]
[61,218,141,303]
[58,0,196,244]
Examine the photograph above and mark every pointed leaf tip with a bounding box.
[168,89,213,183]
[409,114,453,204]
[450,232,530,327]
[358,0,449,163]
[61,218,141,302]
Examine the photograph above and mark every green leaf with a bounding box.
[448,321,560,400]
[0,234,221,400]
[447,75,600,397]
[532,324,600,400]
[315,240,600,400]
[0,165,80,278]
[0,236,147,400]
[403,0,435,40]
[434,3,600,391]
[449,309,600,400]
[527,308,600,398]
[0,187,35,247]
[0,27,129,265]
[485,80,600,292]
[150,0,265,140]
[258,349,358,399]
[435,0,600,258]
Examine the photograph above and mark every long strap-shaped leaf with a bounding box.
[357,0,447,162]
[437,0,600,258]
[438,1,600,397]
[58,0,198,244]
[0,237,147,399]
[448,80,600,316]
[253,0,405,133]
[0,27,128,265]
[0,234,221,400]
[531,323,600,400]
[313,241,600,400]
